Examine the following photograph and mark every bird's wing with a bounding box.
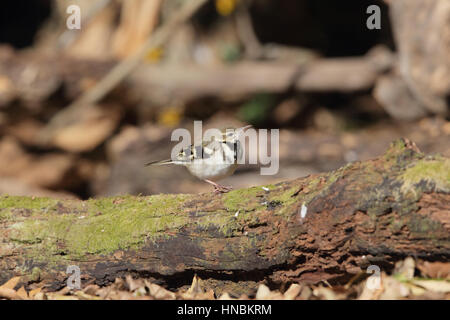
[145,138,238,166]
[145,143,213,166]
[180,143,214,160]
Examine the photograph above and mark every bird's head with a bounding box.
[223,124,253,141]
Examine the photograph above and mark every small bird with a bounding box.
[145,125,252,193]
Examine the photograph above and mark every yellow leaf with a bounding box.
[16,286,28,299]
[0,276,21,290]
[29,287,42,299]
[215,0,237,16]
[145,47,164,63]
[157,107,182,127]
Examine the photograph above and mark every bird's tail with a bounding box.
[145,159,174,166]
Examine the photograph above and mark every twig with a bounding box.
[234,0,263,59]
[39,0,209,144]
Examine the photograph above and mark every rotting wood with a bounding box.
[0,138,449,294]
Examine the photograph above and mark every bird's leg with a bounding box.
[204,179,232,194]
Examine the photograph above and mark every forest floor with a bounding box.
[0,257,449,300]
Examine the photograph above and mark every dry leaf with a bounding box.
[95,287,111,299]
[74,291,102,300]
[255,284,271,300]
[29,287,42,299]
[145,280,176,300]
[0,287,22,300]
[48,294,79,300]
[402,282,426,297]
[55,286,71,296]
[186,290,215,300]
[16,286,28,299]
[417,261,450,279]
[82,284,99,296]
[254,284,283,299]
[133,287,147,297]
[116,291,136,300]
[218,292,234,300]
[394,257,415,280]
[313,286,337,300]
[284,283,302,300]
[194,289,215,300]
[268,292,284,300]
[298,286,312,300]
[131,295,153,300]
[0,276,21,290]
[379,276,410,300]
[126,275,145,292]
[188,275,203,295]
[358,282,383,300]
[113,277,127,291]
[411,280,450,293]
[33,292,47,300]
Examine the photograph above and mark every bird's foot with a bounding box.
[204,180,233,194]
[213,184,233,194]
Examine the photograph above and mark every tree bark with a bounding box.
[0,139,449,293]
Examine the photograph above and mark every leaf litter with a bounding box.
[0,258,448,300]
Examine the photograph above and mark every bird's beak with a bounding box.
[235,124,253,137]
[238,125,253,132]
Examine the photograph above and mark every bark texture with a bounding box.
[0,139,449,293]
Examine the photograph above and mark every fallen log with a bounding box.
[129,49,392,104]
[0,139,448,294]
[0,45,392,109]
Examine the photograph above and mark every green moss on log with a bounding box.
[5,194,191,261]
[401,157,450,193]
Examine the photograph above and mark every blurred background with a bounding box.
[0,0,448,199]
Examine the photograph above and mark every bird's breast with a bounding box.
[186,161,238,181]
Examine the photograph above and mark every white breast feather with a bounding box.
[185,142,238,181]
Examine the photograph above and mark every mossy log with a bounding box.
[0,139,449,293]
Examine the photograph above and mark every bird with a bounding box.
[145,125,252,193]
